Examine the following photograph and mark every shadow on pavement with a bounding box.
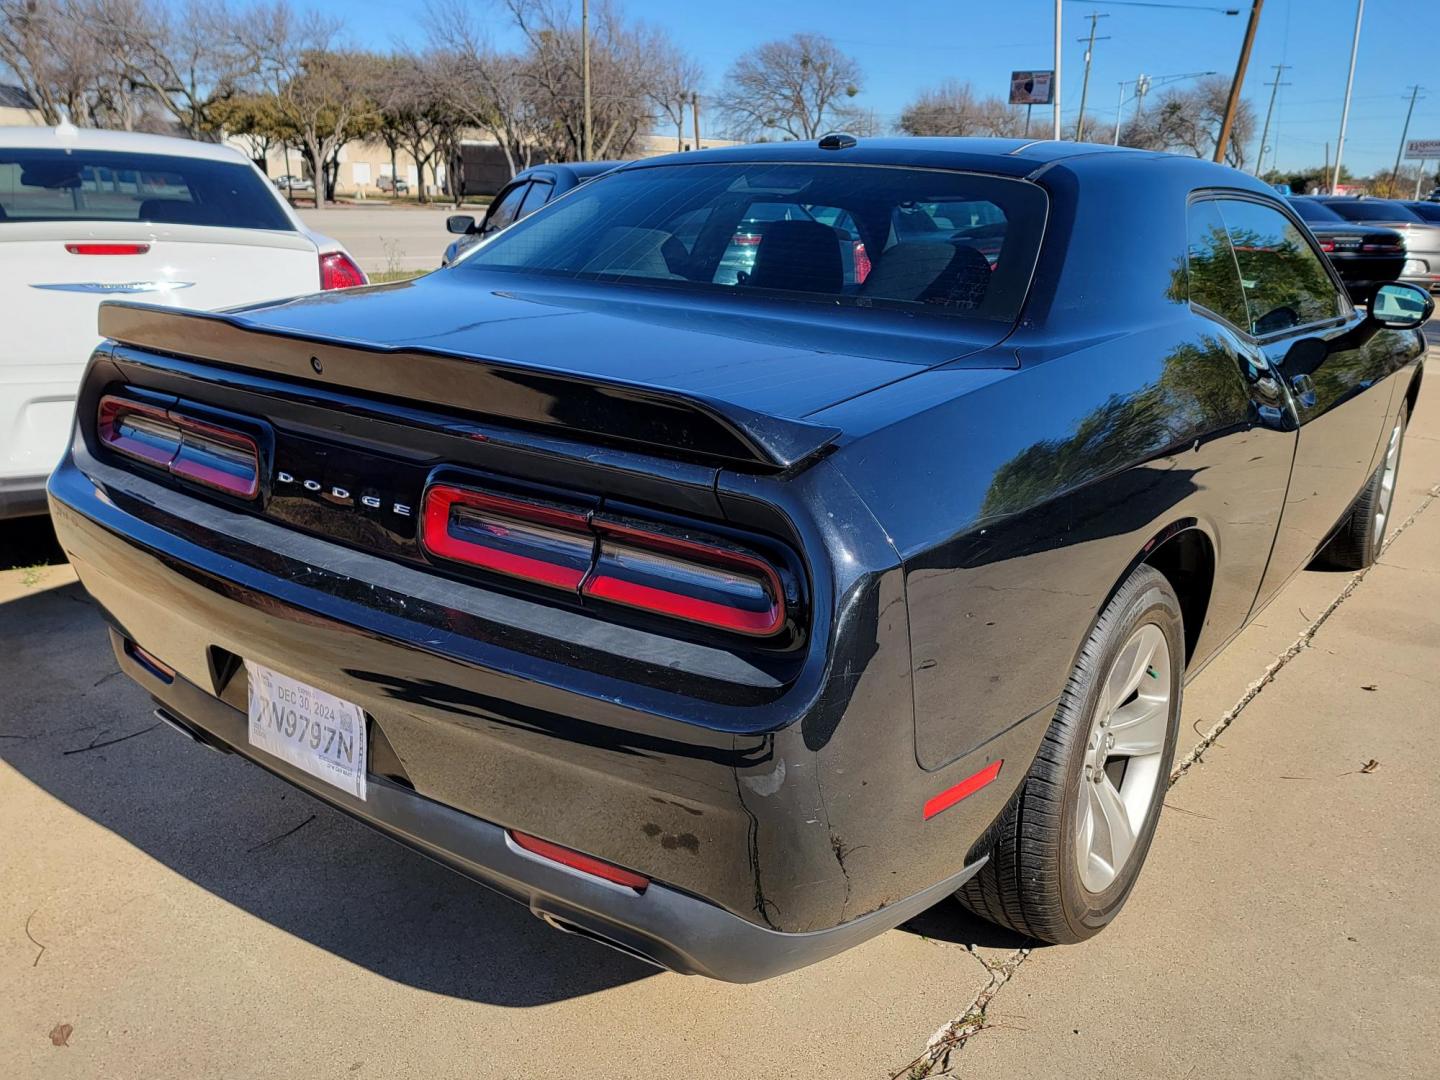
[0,580,653,1006]
[897,902,1037,951]
[1,516,67,570]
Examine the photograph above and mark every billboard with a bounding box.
[1404,139,1440,160]
[1010,71,1055,106]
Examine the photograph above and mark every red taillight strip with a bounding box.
[97,394,260,499]
[66,242,150,255]
[420,485,592,590]
[509,831,650,891]
[923,760,1003,821]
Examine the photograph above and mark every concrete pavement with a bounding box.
[2,362,1437,1079]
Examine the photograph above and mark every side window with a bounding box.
[483,182,530,234]
[1216,198,1343,336]
[1185,200,1249,329]
[517,180,553,219]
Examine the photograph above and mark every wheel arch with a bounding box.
[1091,519,1216,671]
[1405,362,1423,421]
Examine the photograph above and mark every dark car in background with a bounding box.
[442,161,625,266]
[1316,196,1440,292]
[1288,197,1407,303]
[1401,200,1440,224]
[48,140,1430,981]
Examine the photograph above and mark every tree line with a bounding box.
[4,0,1283,206]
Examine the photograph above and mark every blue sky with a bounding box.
[308,0,1438,177]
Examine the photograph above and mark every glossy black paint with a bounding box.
[49,139,1426,979]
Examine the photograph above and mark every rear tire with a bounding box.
[958,565,1183,944]
[1315,402,1408,571]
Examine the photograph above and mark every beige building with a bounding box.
[0,85,44,126]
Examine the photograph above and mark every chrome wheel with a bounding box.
[1374,418,1402,546]
[1075,623,1171,893]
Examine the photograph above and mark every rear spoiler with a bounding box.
[97,302,841,472]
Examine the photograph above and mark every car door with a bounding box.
[1212,195,1398,610]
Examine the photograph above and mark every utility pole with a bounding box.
[691,92,701,151]
[1114,81,1125,145]
[1053,0,1063,140]
[1332,0,1364,192]
[1074,12,1111,142]
[1418,162,1428,200]
[1214,0,1263,164]
[1254,63,1291,177]
[581,0,592,160]
[1391,85,1424,187]
[1324,141,1330,192]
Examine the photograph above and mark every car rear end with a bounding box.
[0,136,365,517]
[47,150,1054,979]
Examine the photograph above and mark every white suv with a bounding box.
[0,125,367,519]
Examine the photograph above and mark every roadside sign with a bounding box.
[1010,71,1055,106]
[1405,139,1440,160]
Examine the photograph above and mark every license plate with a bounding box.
[246,661,367,800]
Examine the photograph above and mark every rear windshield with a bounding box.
[1289,199,1342,224]
[1323,199,1424,224]
[1405,201,1440,224]
[0,149,293,231]
[457,162,1047,322]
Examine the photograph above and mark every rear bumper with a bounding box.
[127,643,982,982]
[0,473,50,518]
[46,451,1019,980]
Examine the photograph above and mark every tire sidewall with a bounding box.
[1056,578,1184,938]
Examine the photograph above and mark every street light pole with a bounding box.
[1391,85,1424,188]
[581,0,592,161]
[1332,0,1364,192]
[1213,0,1263,164]
[1053,0,1063,140]
[1074,12,1111,141]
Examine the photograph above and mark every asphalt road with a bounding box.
[2,357,1437,1079]
[299,205,457,274]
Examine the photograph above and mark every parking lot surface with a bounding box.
[2,351,1436,1079]
[299,206,457,275]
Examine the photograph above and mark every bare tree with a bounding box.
[717,33,861,141]
[378,51,456,202]
[89,0,264,139]
[0,0,137,126]
[424,0,541,179]
[645,37,701,151]
[1122,76,1256,167]
[899,80,1024,138]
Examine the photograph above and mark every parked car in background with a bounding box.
[377,174,409,195]
[49,139,1430,980]
[442,161,625,266]
[1316,196,1440,292]
[1400,200,1440,224]
[0,125,366,519]
[272,174,313,194]
[1287,197,1407,304]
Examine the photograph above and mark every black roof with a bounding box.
[0,84,38,110]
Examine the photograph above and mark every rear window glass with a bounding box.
[1405,201,1440,223]
[1288,199,1342,224]
[1322,199,1424,224]
[458,162,1047,322]
[0,149,293,230]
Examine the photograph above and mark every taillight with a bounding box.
[1362,242,1405,254]
[97,394,260,498]
[1318,239,1336,253]
[508,831,650,891]
[319,250,367,290]
[420,482,790,638]
[584,522,784,637]
[733,232,763,247]
[66,242,150,255]
[853,241,871,284]
[421,486,593,590]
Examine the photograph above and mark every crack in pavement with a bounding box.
[890,482,1439,1078]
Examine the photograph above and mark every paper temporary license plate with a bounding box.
[246,661,367,800]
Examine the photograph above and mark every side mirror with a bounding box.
[446,215,476,236]
[1368,281,1435,330]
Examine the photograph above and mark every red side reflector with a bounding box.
[65,242,150,255]
[125,640,176,683]
[509,831,650,891]
[923,760,1003,821]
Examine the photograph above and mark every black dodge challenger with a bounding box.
[48,138,1431,981]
